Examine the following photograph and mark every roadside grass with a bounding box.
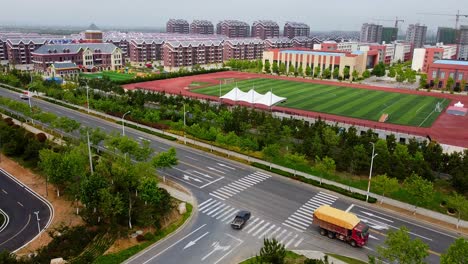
[327,253,368,264]
[80,71,135,82]
[193,78,449,127]
[93,203,192,264]
[240,251,366,264]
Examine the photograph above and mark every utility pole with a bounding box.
[87,131,94,175]
[122,111,131,136]
[366,142,378,202]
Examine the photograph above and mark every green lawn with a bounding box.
[80,71,135,81]
[193,78,449,127]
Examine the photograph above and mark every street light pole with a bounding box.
[27,66,32,109]
[366,142,378,202]
[33,211,40,234]
[87,130,94,175]
[86,82,90,114]
[183,104,187,144]
[122,111,131,136]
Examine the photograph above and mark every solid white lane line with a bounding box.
[207,167,226,174]
[198,198,213,208]
[216,207,235,220]
[217,163,236,170]
[247,220,265,234]
[199,176,225,189]
[223,211,240,223]
[211,206,230,217]
[201,201,222,213]
[285,234,298,248]
[198,200,217,211]
[191,170,212,178]
[206,204,226,216]
[258,224,276,239]
[346,204,355,212]
[209,193,226,201]
[185,156,198,161]
[252,222,270,236]
[294,237,304,247]
[17,201,24,207]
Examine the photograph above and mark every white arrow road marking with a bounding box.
[201,241,231,261]
[217,163,235,170]
[207,167,226,174]
[183,175,202,183]
[360,211,394,222]
[184,231,209,249]
[192,170,212,178]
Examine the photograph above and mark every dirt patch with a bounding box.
[377,201,468,236]
[104,203,182,254]
[0,154,84,256]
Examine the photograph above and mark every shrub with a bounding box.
[136,234,145,242]
[143,232,154,241]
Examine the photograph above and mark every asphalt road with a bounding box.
[0,88,463,263]
[0,168,53,252]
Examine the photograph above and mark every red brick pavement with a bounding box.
[124,71,468,148]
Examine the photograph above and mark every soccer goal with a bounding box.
[435,101,443,113]
[224,78,235,85]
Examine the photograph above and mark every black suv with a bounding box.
[230,211,251,229]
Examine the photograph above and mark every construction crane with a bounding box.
[371,17,405,28]
[417,10,468,29]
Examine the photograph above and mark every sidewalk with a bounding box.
[158,182,193,204]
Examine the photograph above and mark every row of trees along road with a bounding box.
[0,69,467,218]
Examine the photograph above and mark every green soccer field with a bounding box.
[80,71,135,81]
[192,78,450,127]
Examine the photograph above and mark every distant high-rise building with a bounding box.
[216,20,250,38]
[382,27,398,43]
[251,20,279,40]
[360,23,383,43]
[458,25,468,60]
[406,23,427,48]
[190,20,214,35]
[283,22,310,39]
[436,27,457,44]
[166,19,190,34]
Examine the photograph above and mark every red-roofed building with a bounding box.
[427,60,468,90]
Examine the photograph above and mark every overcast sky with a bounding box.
[1,0,467,32]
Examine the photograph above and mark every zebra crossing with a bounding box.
[209,171,271,200]
[198,198,304,248]
[282,192,338,232]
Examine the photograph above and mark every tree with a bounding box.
[377,226,429,264]
[371,62,386,77]
[388,67,396,78]
[314,156,336,184]
[372,174,399,204]
[396,71,406,83]
[305,65,312,77]
[262,144,281,169]
[152,147,178,170]
[322,68,331,79]
[351,70,359,82]
[288,64,295,76]
[272,61,279,74]
[257,60,263,72]
[446,192,468,229]
[446,76,455,91]
[407,70,416,84]
[440,237,468,264]
[404,173,434,213]
[314,66,321,78]
[333,67,339,79]
[419,74,427,88]
[297,64,304,77]
[278,62,286,75]
[264,60,271,73]
[362,70,371,79]
[461,79,467,92]
[256,238,286,264]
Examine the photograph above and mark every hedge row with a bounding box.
[252,162,377,203]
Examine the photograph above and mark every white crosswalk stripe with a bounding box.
[209,193,226,200]
[216,188,235,196]
[216,207,235,219]
[282,222,305,233]
[294,237,304,247]
[316,192,338,200]
[211,205,230,217]
[279,232,293,244]
[285,234,298,248]
[267,226,282,238]
[225,184,245,191]
[244,217,259,229]
[206,204,226,216]
[252,222,270,236]
[201,201,222,213]
[258,224,276,239]
[285,217,309,227]
[275,229,288,240]
[198,198,213,208]
[198,200,217,211]
[208,171,271,200]
[219,187,238,194]
[247,219,265,234]
[289,214,311,223]
[222,210,239,223]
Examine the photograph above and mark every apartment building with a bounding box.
[105,38,130,58]
[190,20,214,35]
[283,22,310,39]
[216,20,250,38]
[223,38,264,60]
[411,43,458,72]
[162,40,223,71]
[458,25,468,60]
[393,41,413,63]
[251,20,279,40]
[166,19,190,34]
[291,36,317,49]
[264,37,293,49]
[360,23,383,43]
[129,38,164,63]
[32,43,123,72]
[436,27,457,44]
[406,23,427,48]
[6,38,48,65]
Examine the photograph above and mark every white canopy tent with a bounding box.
[220,87,286,107]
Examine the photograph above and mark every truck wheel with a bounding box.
[320,228,327,236]
[327,232,335,239]
[350,240,357,247]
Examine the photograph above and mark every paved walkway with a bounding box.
[158,182,193,204]
[293,250,348,264]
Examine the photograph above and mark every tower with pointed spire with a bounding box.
[84,23,103,43]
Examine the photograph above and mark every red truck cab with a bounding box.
[352,222,369,247]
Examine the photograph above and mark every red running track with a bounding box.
[124,71,468,148]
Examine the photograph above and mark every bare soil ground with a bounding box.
[0,154,83,256]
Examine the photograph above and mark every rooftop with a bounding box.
[280,49,345,57]
[433,60,468,66]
